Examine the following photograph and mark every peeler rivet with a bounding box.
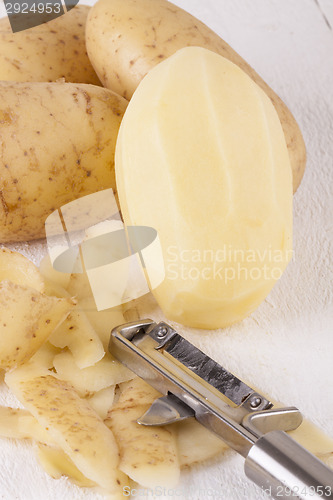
[250,397,262,409]
[156,326,168,339]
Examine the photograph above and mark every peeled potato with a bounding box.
[116,47,293,329]
[0,6,100,85]
[86,0,306,191]
[0,80,127,242]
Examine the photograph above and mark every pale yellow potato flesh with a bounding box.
[0,80,127,242]
[175,418,228,467]
[0,281,74,369]
[290,419,333,468]
[37,444,96,487]
[0,6,100,85]
[78,298,126,350]
[86,0,306,192]
[53,351,133,396]
[43,279,72,299]
[86,386,116,419]
[0,406,55,446]
[176,417,333,469]
[105,377,180,488]
[5,368,128,493]
[116,47,293,329]
[39,254,71,290]
[67,270,94,301]
[29,342,61,370]
[49,310,105,369]
[0,247,44,292]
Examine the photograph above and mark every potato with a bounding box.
[37,444,96,487]
[66,269,93,301]
[0,247,44,292]
[0,281,74,369]
[0,80,127,242]
[86,0,306,192]
[178,415,333,470]
[0,6,100,85]
[289,419,333,467]
[43,279,72,299]
[105,377,180,488]
[0,406,55,446]
[39,254,71,290]
[53,351,133,396]
[116,47,293,329]
[49,310,105,369]
[5,368,128,493]
[30,342,61,370]
[66,264,126,349]
[86,386,116,419]
[78,298,126,350]
[175,418,228,467]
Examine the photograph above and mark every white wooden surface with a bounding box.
[0,0,332,499]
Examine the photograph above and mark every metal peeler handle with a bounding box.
[244,430,333,499]
[110,320,333,499]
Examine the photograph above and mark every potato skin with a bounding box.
[0,81,127,242]
[0,6,100,85]
[86,0,306,192]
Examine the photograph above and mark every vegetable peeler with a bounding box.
[110,320,333,500]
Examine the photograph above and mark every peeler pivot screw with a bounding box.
[250,397,262,409]
[156,326,168,339]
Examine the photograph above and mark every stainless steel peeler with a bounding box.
[109,320,333,500]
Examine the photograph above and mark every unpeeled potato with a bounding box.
[0,80,127,242]
[0,6,100,85]
[86,0,306,192]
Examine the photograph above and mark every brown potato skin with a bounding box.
[86,0,306,192]
[0,81,127,243]
[0,6,100,85]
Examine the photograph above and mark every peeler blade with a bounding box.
[165,332,255,407]
[148,321,271,411]
[137,394,195,426]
